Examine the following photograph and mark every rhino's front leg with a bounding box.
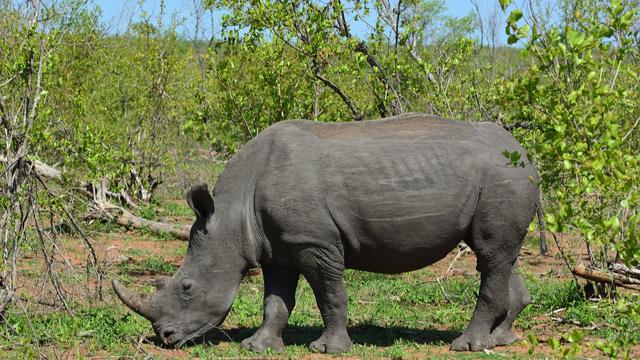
[241,266,299,353]
[294,245,353,354]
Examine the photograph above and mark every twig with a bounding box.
[312,60,363,121]
[439,244,469,279]
[31,201,72,314]
[435,277,450,303]
[33,173,104,299]
[544,307,566,316]
[134,334,151,357]
[621,116,639,143]
[552,232,580,284]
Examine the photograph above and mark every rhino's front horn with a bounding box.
[112,280,155,321]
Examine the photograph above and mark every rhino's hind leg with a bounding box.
[293,245,353,354]
[490,261,530,346]
[451,260,511,351]
[452,182,533,351]
[241,266,299,353]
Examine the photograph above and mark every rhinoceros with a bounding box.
[113,113,542,353]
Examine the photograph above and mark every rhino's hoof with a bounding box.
[241,332,285,353]
[309,333,353,354]
[451,332,495,351]
[491,328,518,346]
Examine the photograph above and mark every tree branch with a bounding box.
[572,263,640,291]
[312,60,362,121]
[116,208,190,240]
[332,0,399,116]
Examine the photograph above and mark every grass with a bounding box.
[1,307,149,358]
[160,200,194,217]
[115,255,178,276]
[2,262,638,359]
[2,207,638,359]
[125,197,194,222]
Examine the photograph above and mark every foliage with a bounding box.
[498,0,640,267]
[184,40,314,153]
[1,0,640,358]
[526,295,640,359]
[0,0,101,302]
[1,306,148,357]
[37,3,193,199]
[189,0,488,151]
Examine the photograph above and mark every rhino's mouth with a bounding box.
[174,321,218,348]
[174,309,231,348]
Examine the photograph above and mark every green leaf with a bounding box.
[599,25,614,38]
[606,216,620,229]
[567,330,584,343]
[499,0,513,11]
[566,28,585,47]
[620,10,635,26]
[527,334,539,355]
[611,0,624,16]
[508,10,523,24]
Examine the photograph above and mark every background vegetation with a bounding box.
[0,0,639,358]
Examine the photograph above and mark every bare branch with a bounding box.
[116,208,190,240]
[0,155,61,180]
[572,263,640,291]
[312,60,362,121]
[332,0,350,37]
[501,122,540,131]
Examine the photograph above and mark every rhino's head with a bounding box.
[112,184,246,347]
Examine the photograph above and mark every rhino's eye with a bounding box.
[182,280,193,293]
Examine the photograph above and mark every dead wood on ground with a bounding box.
[572,263,640,291]
[16,157,190,241]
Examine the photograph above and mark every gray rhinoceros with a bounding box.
[113,113,541,353]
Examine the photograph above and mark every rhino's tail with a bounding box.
[537,192,548,256]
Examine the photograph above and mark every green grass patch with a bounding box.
[1,307,148,358]
[183,272,639,358]
[2,268,638,358]
[116,255,177,275]
[159,200,193,217]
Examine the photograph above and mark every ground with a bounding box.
[1,199,639,359]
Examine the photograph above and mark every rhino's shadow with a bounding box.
[155,325,459,349]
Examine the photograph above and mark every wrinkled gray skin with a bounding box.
[113,113,539,353]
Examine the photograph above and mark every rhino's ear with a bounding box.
[187,183,215,220]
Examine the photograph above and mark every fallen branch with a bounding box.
[572,263,640,291]
[12,156,192,241]
[116,208,190,241]
[120,189,141,210]
[88,179,190,240]
[0,155,61,180]
[610,263,640,279]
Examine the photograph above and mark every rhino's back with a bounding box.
[255,114,534,273]
[292,113,488,142]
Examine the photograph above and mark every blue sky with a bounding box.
[93,0,514,44]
